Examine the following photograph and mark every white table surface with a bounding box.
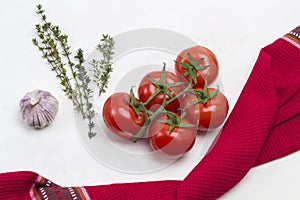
[1,0,300,199]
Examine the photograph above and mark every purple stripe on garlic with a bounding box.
[19,89,59,129]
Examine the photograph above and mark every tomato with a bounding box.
[138,67,183,111]
[175,46,219,88]
[182,88,229,131]
[102,92,145,139]
[149,113,196,157]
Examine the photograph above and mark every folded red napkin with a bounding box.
[1,26,300,200]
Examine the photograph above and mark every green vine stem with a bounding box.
[132,65,193,142]
[130,58,220,143]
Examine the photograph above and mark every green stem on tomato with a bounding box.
[129,52,221,142]
[165,84,192,105]
[175,52,209,85]
[132,80,192,143]
[132,105,165,142]
[143,63,184,106]
[157,111,195,135]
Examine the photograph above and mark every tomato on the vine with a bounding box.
[102,92,146,139]
[138,66,183,111]
[149,112,196,157]
[182,86,229,131]
[175,46,219,88]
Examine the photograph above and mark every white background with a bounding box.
[1,0,300,199]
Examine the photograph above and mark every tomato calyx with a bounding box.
[125,87,147,116]
[189,79,219,106]
[175,52,210,84]
[157,112,195,135]
[144,63,184,105]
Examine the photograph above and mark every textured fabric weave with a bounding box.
[0,26,299,200]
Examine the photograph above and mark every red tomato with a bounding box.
[149,113,196,157]
[182,88,229,131]
[102,92,145,139]
[175,46,219,88]
[138,69,183,111]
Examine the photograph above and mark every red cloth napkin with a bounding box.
[1,26,300,200]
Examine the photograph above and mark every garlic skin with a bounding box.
[19,89,59,129]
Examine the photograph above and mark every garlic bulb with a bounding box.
[19,89,59,129]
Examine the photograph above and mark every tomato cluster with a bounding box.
[102,46,229,158]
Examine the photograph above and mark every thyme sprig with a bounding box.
[90,34,115,96]
[74,49,96,138]
[32,4,114,138]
